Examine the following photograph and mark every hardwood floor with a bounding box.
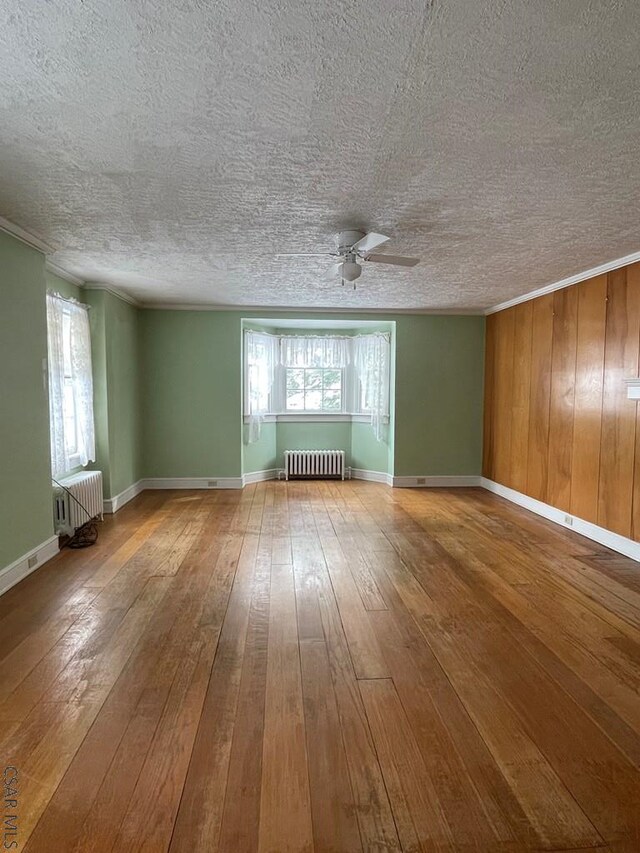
[3,482,640,851]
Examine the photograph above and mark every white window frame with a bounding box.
[62,306,83,470]
[242,332,390,425]
[243,331,275,416]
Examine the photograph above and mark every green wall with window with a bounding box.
[0,231,54,570]
[139,310,483,481]
[0,229,147,572]
[239,319,396,476]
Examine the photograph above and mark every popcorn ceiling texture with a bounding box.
[1,0,639,310]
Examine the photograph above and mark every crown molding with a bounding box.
[0,216,56,254]
[485,249,640,315]
[45,260,85,288]
[83,282,141,307]
[138,301,484,315]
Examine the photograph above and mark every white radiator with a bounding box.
[53,471,103,535]
[284,450,345,480]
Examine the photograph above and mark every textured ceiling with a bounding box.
[1,1,640,310]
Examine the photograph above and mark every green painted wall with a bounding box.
[276,421,353,461]
[85,290,142,499]
[140,310,242,478]
[0,231,53,568]
[350,422,390,472]
[393,315,484,476]
[242,421,277,472]
[85,290,111,496]
[105,294,142,495]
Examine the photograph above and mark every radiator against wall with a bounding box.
[284,450,345,480]
[53,471,103,535]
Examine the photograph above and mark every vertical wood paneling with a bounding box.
[547,288,578,512]
[482,314,497,478]
[597,267,640,537]
[526,294,554,502]
[631,264,640,540]
[485,260,640,543]
[570,275,607,524]
[509,302,533,493]
[493,308,516,487]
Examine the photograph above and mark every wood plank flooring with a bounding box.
[3,482,640,851]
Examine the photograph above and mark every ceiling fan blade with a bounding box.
[351,232,390,253]
[276,253,336,259]
[363,253,420,267]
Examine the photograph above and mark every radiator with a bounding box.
[53,471,103,535]
[284,450,345,480]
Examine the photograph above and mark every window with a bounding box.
[47,293,96,477]
[246,333,275,414]
[285,367,343,412]
[62,310,79,458]
[244,329,391,442]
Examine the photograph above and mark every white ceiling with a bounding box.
[1,1,640,310]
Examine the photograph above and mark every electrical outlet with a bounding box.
[417,477,426,485]
[208,480,218,488]
[28,555,38,569]
[564,514,573,526]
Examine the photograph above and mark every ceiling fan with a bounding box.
[276,229,420,288]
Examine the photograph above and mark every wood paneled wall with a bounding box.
[483,262,640,539]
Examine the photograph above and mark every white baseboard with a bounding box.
[393,475,482,488]
[0,536,59,597]
[351,468,394,486]
[141,476,244,490]
[481,478,640,562]
[103,480,145,514]
[242,469,279,486]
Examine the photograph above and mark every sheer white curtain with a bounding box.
[47,293,96,477]
[280,335,349,368]
[246,331,278,443]
[353,333,390,441]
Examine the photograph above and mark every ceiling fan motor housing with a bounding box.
[337,230,365,254]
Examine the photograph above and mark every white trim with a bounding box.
[485,249,640,315]
[242,413,387,424]
[45,260,85,287]
[393,475,482,488]
[351,468,394,486]
[0,215,56,254]
[275,413,352,423]
[242,469,279,486]
[103,480,145,514]
[481,478,640,562]
[83,283,140,307]
[141,302,483,315]
[0,536,59,597]
[141,477,244,490]
[245,414,277,423]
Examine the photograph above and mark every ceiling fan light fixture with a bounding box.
[339,259,361,282]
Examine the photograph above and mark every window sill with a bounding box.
[243,413,389,425]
